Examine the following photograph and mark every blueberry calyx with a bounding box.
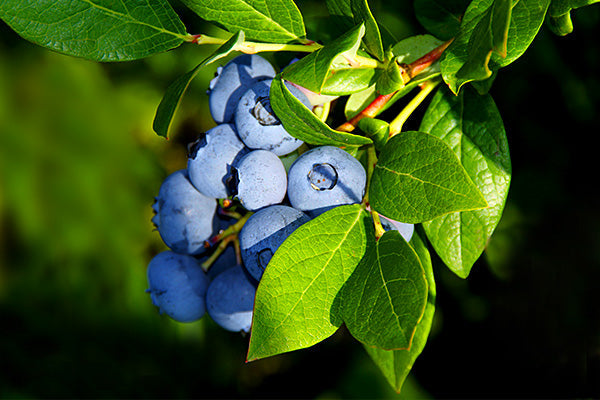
[226,167,240,197]
[252,96,280,126]
[187,133,208,159]
[308,163,338,191]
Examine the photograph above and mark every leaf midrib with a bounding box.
[79,0,188,39]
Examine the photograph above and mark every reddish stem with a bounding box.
[406,39,453,78]
[336,92,395,132]
[335,39,452,133]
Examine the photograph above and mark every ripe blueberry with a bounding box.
[208,54,276,124]
[239,205,311,282]
[206,265,256,333]
[152,169,217,255]
[229,150,287,211]
[187,123,249,199]
[146,251,210,323]
[287,146,367,216]
[234,79,310,156]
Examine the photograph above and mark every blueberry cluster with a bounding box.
[146,54,412,333]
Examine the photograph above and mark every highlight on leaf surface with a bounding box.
[0,0,188,61]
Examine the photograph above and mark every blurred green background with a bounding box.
[0,1,598,398]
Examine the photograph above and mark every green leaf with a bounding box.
[344,35,443,119]
[471,70,497,94]
[270,76,372,147]
[369,131,488,224]
[440,0,512,94]
[319,65,381,96]
[325,0,385,61]
[0,0,187,61]
[247,205,371,361]
[282,24,367,94]
[414,0,472,40]
[343,230,428,350]
[547,0,599,35]
[419,86,511,278]
[490,0,551,68]
[153,31,244,138]
[357,117,389,150]
[365,229,436,393]
[375,56,405,95]
[180,0,306,43]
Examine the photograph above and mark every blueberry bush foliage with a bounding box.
[1,0,597,393]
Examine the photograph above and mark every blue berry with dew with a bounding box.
[287,146,367,216]
[234,78,311,156]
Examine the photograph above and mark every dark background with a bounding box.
[0,0,598,398]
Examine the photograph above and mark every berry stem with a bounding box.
[371,210,386,240]
[363,145,385,239]
[362,144,378,206]
[388,79,440,136]
[204,212,253,248]
[201,235,236,271]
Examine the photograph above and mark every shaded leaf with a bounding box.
[0,0,187,61]
[414,0,472,40]
[270,76,372,146]
[546,0,599,35]
[365,229,436,393]
[247,205,371,361]
[180,0,306,43]
[419,86,511,278]
[343,230,428,350]
[370,131,488,224]
[153,31,244,138]
[440,0,511,94]
[490,0,551,68]
[326,0,385,60]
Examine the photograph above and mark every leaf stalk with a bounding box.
[188,33,323,54]
[389,80,440,136]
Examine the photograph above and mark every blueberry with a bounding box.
[287,146,367,216]
[187,123,249,199]
[239,205,311,281]
[208,54,276,124]
[206,265,256,333]
[146,251,210,323]
[152,169,218,255]
[234,79,311,156]
[229,150,287,211]
[380,215,414,242]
